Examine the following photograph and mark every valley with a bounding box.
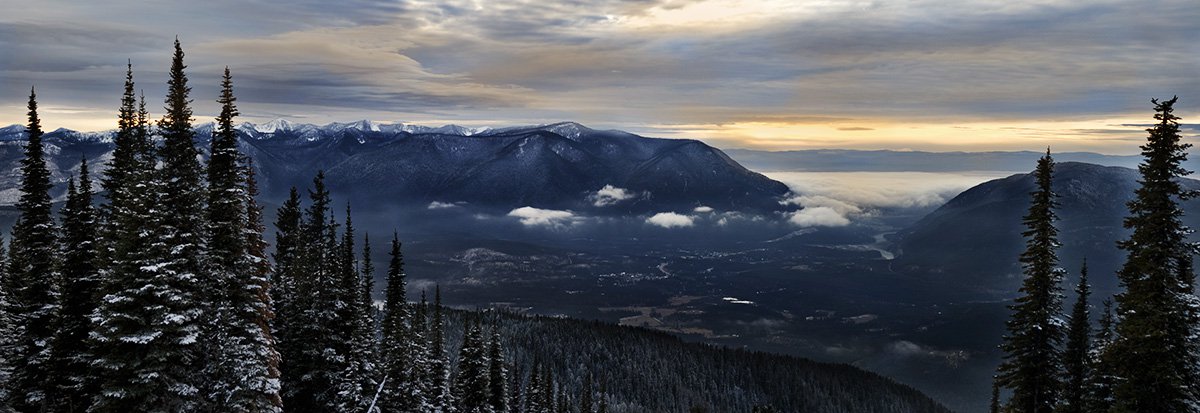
[0,119,1189,412]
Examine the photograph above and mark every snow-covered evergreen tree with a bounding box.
[381,232,428,411]
[452,318,492,413]
[3,87,60,411]
[1059,261,1091,413]
[525,362,544,413]
[270,188,304,408]
[90,72,175,413]
[203,66,281,412]
[47,159,99,412]
[239,163,283,411]
[428,286,452,412]
[487,328,508,413]
[1086,299,1116,412]
[1108,96,1199,412]
[996,150,1065,413]
[579,373,593,413]
[334,219,379,412]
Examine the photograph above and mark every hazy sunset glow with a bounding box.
[1,0,1196,153]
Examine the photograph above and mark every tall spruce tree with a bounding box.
[996,150,1065,413]
[1059,261,1091,413]
[526,361,544,413]
[270,187,306,410]
[1086,299,1116,412]
[334,222,379,412]
[989,380,1000,413]
[0,237,8,407]
[283,171,342,412]
[487,328,508,413]
[206,66,282,412]
[428,286,451,411]
[579,373,594,413]
[4,86,60,411]
[597,377,608,413]
[453,318,492,413]
[1108,96,1198,412]
[48,159,99,412]
[90,72,175,413]
[381,232,427,410]
[133,37,208,411]
[240,163,283,411]
[509,365,524,413]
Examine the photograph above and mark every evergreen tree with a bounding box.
[526,362,544,413]
[238,162,283,411]
[101,37,209,411]
[488,328,508,413]
[270,187,304,409]
[428,286,451,411]
[996,150,1065,413]
[282,172,341,412]
[0,237,8,407]
[1059,261,1091,413]
[990,380,1000,413]
[579,373,594,413]
[1108,96,1198,412]
[509,365,524,413]
[334,223,379,412]
[597,377,608,413]
[1086,300,1116,412]
[4,86,60,411]
[381,232,427,411]
[453,318,492,413]
[47,159,99,412]
[91,74,178,413]
[203,66,281,412]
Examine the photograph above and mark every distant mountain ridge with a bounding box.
[894,161,1200,295]
[723,148,1183,172]
[0,120,790,213]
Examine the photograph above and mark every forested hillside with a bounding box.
[446,310,951,413]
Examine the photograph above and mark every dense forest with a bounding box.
[0,40,951,413]
[994,97,1200,413]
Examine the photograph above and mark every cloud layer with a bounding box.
[771,171,1011,227]
[1,0,1196,152]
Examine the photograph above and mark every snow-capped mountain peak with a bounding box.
[256,118,295,133]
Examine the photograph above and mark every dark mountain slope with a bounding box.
[444,309,952,413]
[0,121,789,214]
[895,162,1200,294]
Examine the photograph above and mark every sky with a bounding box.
[0,0,1197,153]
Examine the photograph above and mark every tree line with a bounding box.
[995,96,1199,412]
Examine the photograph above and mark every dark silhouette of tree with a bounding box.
[1108,96,1198,412]
[997,150,1066,413]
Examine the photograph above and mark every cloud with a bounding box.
[507,206,579,227]
[769,171,1011,228]
[693,205,714,213]
[589,184,637,207]
[427,201,461,209]
[646,212,694,228]
[787,207,851,228]
[2,0,1198,153]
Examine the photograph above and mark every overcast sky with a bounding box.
[0,0,1196,153]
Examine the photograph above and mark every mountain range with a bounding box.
[0,121,789,213]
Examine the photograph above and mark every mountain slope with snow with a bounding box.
[0,120,789,213]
